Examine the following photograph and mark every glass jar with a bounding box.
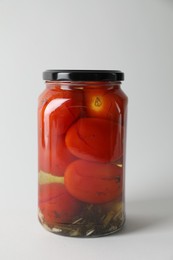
[38,70,128,237]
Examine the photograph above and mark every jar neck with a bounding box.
[45,81,122,91]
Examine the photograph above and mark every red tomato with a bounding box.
[43,97,82,136]
[39,183,81,226]
[65,118,123,163]
[85,87,127,125]
[38,88,83,175]
[64,160,123,204]
[39,134,76,176]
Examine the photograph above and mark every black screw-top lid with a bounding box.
[43,70,124,81]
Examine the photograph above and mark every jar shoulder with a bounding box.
[114,88,128,104]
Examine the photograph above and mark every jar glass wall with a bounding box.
[38,70,128,237]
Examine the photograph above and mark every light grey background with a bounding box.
[0,0,173,259]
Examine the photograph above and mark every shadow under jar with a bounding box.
[38,70,128,237]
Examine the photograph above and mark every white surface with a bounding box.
[0,0,173,259]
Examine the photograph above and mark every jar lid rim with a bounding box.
[43,70,124,81]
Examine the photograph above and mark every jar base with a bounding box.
[38,214,125,238]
